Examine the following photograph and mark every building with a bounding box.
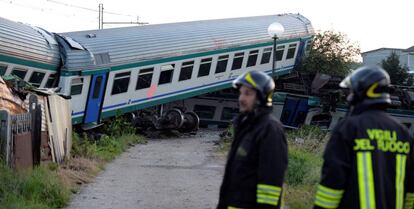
[362,46,414,73]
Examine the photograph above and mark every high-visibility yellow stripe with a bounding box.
[317,185,344,197]
[257,184,281,192]
[257,184,282,206]
[396,154,407,209]
[315,194,341,208]
[228,206,246,209]
[245,72,257,88]
[366,82,381,98]
[405,192,414,209]
[357,152,376,209]
[314,184,343,208]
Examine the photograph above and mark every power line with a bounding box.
[46,0,134,17]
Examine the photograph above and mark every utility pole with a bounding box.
[98,4,148,30]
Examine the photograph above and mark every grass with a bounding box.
[218,125,329,209]
[0,164,70,209]
[0,115,147,209]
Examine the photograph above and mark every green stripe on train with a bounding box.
[0,54,58,71]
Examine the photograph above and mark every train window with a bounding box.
[305,40,312,53]
[136,68,153,90]
[221,107,238,121]
[159,64,174,85]
[179,61,194,81]
[70,78,83,95]
[92,76,103,99]
[231,52,244,70]
[286,43,297,59]
[260,48,272,64]
[112,71,131,95]
[198,58,212,77]
[193,105,216,119]
[215,55,229,74]
[246,50,259,67]
[28,71,45,87]
[45,74,56,88]
[276,45,285,61]
[11,68,27,79]
[0,64,7,76]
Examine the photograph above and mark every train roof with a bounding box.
[0,17,61,69]
[61,13,314,71]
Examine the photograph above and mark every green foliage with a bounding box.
[103,113,135,137]
[382,51,413,86]
[0,164,70,209]
[301,30,361,76]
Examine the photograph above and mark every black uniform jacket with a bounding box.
[314,104,414,209]
[217,107,288,209]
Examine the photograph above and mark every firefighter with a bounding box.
[217,70,288,209]
[314,65,414,209]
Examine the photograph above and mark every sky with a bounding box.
[0,0,412,53]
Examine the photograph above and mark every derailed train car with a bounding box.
[0,14,314,130]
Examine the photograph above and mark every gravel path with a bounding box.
[65,130,225,209]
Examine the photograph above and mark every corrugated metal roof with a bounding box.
[62,13,314,71]
[0,17,61,68]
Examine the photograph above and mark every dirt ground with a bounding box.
[65,129,226,209]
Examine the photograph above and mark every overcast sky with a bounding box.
[0,0,412,53]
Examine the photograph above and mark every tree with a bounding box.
[300,31,361,77]
[381,51,413,86]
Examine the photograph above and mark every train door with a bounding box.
[280,96,309,128]
[84,72,107,124]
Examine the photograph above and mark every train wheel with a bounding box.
[163,108,184,129]
[179,111,200,132]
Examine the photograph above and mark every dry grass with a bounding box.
[57,157,102,192]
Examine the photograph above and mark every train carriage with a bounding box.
[0,14,314,128]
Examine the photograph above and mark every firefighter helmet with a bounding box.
[339,65,391,105]
[232,71,275,107]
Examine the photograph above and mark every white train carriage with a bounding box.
[0,14,314,127]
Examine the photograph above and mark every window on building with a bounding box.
[193,105,216,119]
[215,55,229,74]
[45,74,56,88]
[286,43,297,59]
[276,45,285,61]
[11,68,27,79]
[0,64,7,76]
[70,78,83,96]
[28,71,45,87]
[260,48,272,64]
[159,64,174,85]
[136,68,153,90]
[179,61,194,81]
[246,50,259,67]
[221,107,239,121]
[198,58,212,77]
[111,71,130,95]
[231,52,244,70]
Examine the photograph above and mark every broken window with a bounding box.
[112,71,130,95]
[11,68,27,79]
[136,68,153,90]
[159,64,174,85]
[28,71,45,87]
